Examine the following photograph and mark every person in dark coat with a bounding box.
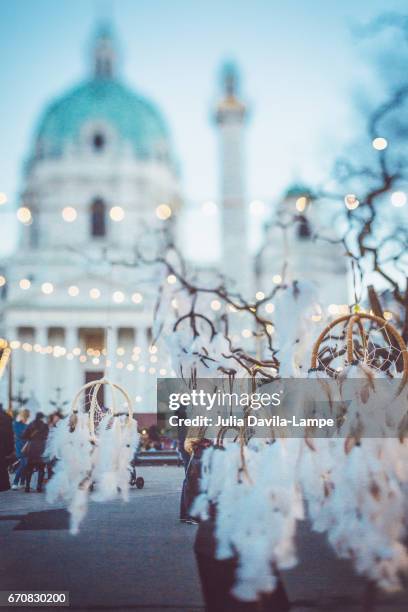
[22,412,49,493]
[12,408,30,489]
[0,403,14,492]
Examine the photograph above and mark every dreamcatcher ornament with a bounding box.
[191,310,408,604]
[46,378,139,534]
[304,310,408,593]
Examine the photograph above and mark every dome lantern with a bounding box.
[92,23,116,79]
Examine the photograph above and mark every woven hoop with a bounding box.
[311,313,408,393]
[71,377,134,440]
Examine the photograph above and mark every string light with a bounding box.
[167,274,177,284]
[0,276,5,287]
[0,193,8,205]
[210,299,221,311]
[255,291,265,301]
[272,274,282,284]
[62,207,77,222]
[149,345,158,354]
[344,194,359,210]
[68,285,79,297]
[112,290,125,303]
[117,347,125,356]
[295,196,308,212]
[110,206,125,221]
[89,288,101,299]
[242,329,252,338]
[19,279,31,290]
[41,282,54,295]
[131,292,143,304]
[372,137,387,151]
[391,191,406,208]
[265,303,275,314]
[17,207,32,224]
[156,204,172,220]
[328,304,339,315]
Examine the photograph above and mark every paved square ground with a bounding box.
[0,466,407,611]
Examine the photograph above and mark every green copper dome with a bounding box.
[32,25,173,164]
[34,77,172,161]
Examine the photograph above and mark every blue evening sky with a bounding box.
[0,0,406,257]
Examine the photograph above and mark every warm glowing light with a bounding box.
[159,368,167,376]
[311,314,322,322]
[126,363,134,371]
[110,206,125,221]
[242,329,252,338]
[250,200,266,215]
[272,274,282,284]
[10,340,20,349]
[328,304,339,315]
[202,201,217,215]
[113,290,125,303]
[171,298,178,309]
[62,206,77,222]
[89,288,101,299]
[296,196,308,212]
[156,204,172,220]
[117,347,125,356]
[0,193,7,205]
[255,291,265,301]
[79,355,86,363]
[92,357,100,365]
[68,285,79,297]
[211,299,221,311]
[22,342,32,352]
[265,303,275,314]
[384,311,393,321]
[149,345,158,354]
[372,137,388,151]
[228,304,237,313]
[0,276,5,287]
[266,324,274,335]
[17,207,32,224]
[41,282,54,295]
[116,361,124,369]
[167,274,177,285]
[131,292,143,304]
[391,191,407,208]
[19,278,31,290]
[72,347,81,356]
[150,355,158,363]
[133,346,141,354]
[33,344,41,352]
[344,194,359,210]
[148,367,156,374]
[135,395,142,402]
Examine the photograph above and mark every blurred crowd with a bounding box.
[0,403,62,493]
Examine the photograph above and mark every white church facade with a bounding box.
[1,25,348,416]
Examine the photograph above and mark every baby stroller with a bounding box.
[129,450,144,489]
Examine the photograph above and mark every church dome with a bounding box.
[32,25,173,164]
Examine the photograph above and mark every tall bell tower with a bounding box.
[215,63,250,296]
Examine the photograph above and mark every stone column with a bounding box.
[65,327,79,404]
[35,327,48,410]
